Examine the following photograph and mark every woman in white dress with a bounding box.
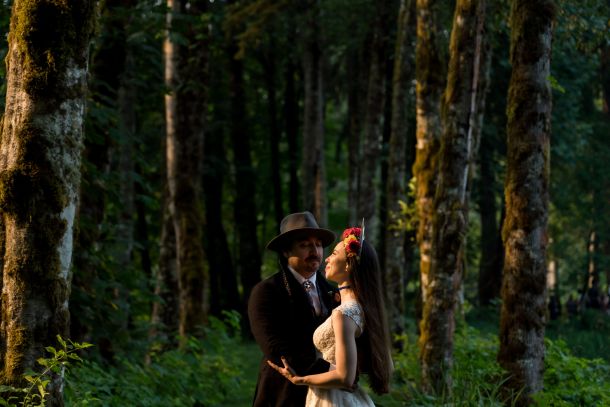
[268,226,393,406]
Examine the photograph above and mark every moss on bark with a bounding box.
[10,0,95,101]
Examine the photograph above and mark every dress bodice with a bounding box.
[312,300,364,365]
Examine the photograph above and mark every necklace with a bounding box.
[338,285,351,291]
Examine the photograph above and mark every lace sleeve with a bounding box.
[334,302,364,332]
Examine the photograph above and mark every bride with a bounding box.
[268,226,393,406]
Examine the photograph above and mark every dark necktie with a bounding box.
[303,280,318,316]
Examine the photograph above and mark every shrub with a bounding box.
[65,310,246,406]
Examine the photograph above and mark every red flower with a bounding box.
[347,240,360,254]
[342,227,362,239]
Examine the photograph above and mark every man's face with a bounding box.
[284,236,323,277]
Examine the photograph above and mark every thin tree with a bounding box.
[164,0,210,337]
[301,0,327,225]
[204,129,240,316]
[225,1,262,310]
[497,0,556,402]
[357,0,390,238]
[413,0,447,323]
[0,0,95,404]
[385,0,416,343]
[419,0,486,394]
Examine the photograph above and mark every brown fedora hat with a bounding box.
[266,211,336,252]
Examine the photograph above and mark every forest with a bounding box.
[0,0,609,406]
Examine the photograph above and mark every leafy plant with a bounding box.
[0,336,93,407]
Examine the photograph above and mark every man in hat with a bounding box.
[248,211,339,407]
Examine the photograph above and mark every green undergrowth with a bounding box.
[63,311,610,406]
[64,311,253,406]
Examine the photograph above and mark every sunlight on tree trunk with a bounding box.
[413,0,447,327]
[0,1,95,404]
[419,0,486,394]
[164,0,209,338]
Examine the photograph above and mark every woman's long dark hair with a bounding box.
[347,239,392,394]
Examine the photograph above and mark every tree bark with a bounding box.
[71,0,131,347]
[204,129,240,316]
[385,0,416,344]
[301,0,327,226]
[226,5,261,309]
[497,0,555,402]
[164,0,209,337]
[419,0,486,394]
[413,0,447,326]
[284,57,300,214]
[150,189,179,346]
[357,0,390,238]
[0,1,95,404]
[117,49,136,271]
[347,45,366,225]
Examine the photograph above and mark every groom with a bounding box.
[248,211,339,406]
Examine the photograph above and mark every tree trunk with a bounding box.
[413,0,447,326]
[284,55,300,214]
[117,49,136,270]
[420,0,486,394]
[164,0,209,337]
[134,163,153,280]
[357,0,389,238]
[226,9,261,309]
[497,0,555,402]
[261,37,284,229]
[150,190,179,346]
[385,0,416,344]
[301,0,327,226]
[0,1,95,404]
[204,129,240,316]
[347,45,366,224]
[70,0,130,347]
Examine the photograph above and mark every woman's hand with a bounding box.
[267,357,306,385]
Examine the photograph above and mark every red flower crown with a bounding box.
[342,227,363,259]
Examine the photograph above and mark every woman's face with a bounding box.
[324,242,348,283]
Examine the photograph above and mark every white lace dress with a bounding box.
[305,300,375,407]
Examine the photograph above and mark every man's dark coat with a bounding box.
[248,264,338,407]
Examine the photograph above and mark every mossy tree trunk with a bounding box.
[385,0,415,344]
[419,0,486,394]
[0,0,95,404]
[301,0,327,226]
[497,0,555,402]
[164,0,210,337]
[413,0,447,326]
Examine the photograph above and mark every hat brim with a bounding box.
[266,228,336,252]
